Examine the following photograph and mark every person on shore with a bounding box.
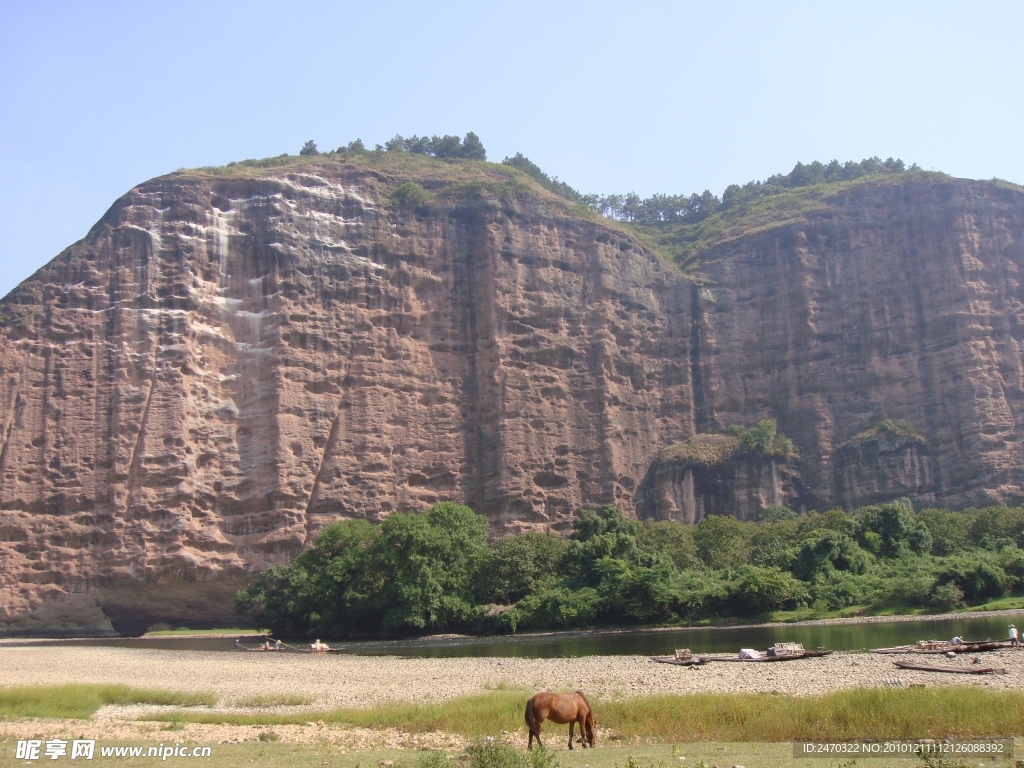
[1010,624,1019,647]
[274,639,281,651]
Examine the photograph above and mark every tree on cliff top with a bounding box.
[299,140,319,156]
[383,132,486,161]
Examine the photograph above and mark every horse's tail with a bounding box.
[525,697,537,732]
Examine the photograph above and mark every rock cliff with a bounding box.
[1,156,1023,633]
[832,420,933,510]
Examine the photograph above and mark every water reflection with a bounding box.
[4,614,1020,658]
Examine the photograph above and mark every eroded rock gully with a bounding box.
[1,165,1022,632]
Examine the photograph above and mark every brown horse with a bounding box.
[524,691,595,750]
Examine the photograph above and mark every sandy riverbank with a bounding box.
[3,645,1024,748]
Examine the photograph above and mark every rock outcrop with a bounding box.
[637,434,800,523]
[1,157,1023,633]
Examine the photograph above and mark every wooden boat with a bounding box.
[893,660,1006,675]
[872,640,1012,655]
[696,649,834,663]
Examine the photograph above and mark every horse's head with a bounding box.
[584,710,596,747]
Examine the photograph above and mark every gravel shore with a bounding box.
[3,645,1024,708]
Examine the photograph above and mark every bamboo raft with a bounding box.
[872,640,1013,655]
[893,660,1006,675]
[654,643,833,666]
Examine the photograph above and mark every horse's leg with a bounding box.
[567,720,574,750]
[579,714,588,748]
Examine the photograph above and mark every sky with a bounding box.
[1,0,1022,299]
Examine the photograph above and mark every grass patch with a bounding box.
[956,595,1024,612]
[598,688,1024,741]
[0,684,217,720]
[233,693,314,708]
[146,687,1024,741]
[142,627,255,637]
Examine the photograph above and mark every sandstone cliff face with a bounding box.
[833,421,934,509]
[0,161,693,633]
[686,180,1024,511]
[1,161,1023,634]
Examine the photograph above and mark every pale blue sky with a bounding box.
[1,1,1022,299]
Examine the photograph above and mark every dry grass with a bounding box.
[232,693,315,708]
[657,434,742,470]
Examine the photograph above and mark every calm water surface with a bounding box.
[5,614,1021,657]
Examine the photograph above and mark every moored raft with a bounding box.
[653,643,833,665]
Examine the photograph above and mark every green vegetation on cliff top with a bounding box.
[658,419,799,469]
[174,135,1018,271]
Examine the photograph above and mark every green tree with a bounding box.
[636,520,701,570]
[430,134,463,159]
[934,556,1009,601]
[361,502,489,633]
[476,532,567,604]
[729,565,808,613]
[563,505,641,583]
[507,582,601,630]
[299,140,319,156]
[592,554,678,623]
[968,507,1024,550]
[760,505,799,523]
[919,509,973,556]
[739,419,797,459]
[460,131,486,161]
[858,501,916,557]
[792,530,870,581]
[694,514,751,569]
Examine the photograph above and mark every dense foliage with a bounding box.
[236,500,1024,639]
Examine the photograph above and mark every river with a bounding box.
[4,612,1021,657]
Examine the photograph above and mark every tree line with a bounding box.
[236,500,1024,639]
[300,132,487,161]
[502,154,912,225]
